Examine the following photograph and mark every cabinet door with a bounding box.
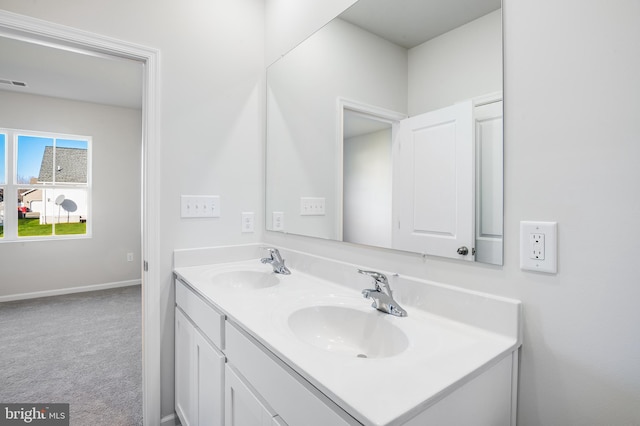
[225,365,275,426]
[194,329,225,426]
[175,308,195,426]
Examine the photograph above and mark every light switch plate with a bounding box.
[300,197,325,216]
[520,221,557,273]
[181,195,220,218]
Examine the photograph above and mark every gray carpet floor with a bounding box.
[0,285,142,425]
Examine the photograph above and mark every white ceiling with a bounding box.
[0,36,143,109]
[341,0,501,49]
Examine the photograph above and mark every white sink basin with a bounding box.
[287,305,409,358]
[208,270,279,290]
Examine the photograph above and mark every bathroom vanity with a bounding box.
[173,246,521,426]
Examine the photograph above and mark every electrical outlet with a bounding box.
[241,212,255,233]
[272,212,284,231]
[530,233,545,260]
[529,232,544,260]
[520,221,557,273]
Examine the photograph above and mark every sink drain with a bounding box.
[356,353,368,359]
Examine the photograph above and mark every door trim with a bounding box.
[0,10,162,425]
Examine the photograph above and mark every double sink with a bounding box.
[174,255,521,425]
[198,265,407,359]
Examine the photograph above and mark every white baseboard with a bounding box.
[0,279,141,302]
[161,413,178,426]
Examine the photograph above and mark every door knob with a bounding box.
[457,246,469,255]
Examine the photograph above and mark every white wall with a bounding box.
[343,128,392,247]
[265,0,640,425]
[0,91,141,296]
[265,0,356,66]
[0,0,265,419]
[408,9,502,115]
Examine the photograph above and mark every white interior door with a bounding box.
[474,99,503,264]
[393,100,474,260]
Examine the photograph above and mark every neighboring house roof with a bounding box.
[21,188,39,197]
[38,147,87,183]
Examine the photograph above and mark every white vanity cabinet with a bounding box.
[174,260,521,426]
[175,280,225,426]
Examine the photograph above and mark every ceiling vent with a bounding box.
[0,78,28,88]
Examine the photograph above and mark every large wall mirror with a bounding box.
[266,0,504,265]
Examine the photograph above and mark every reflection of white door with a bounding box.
[475,99,503,264]
[393,100,474,260]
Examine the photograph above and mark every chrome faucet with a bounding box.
[358,269,407,317]
[261,247,291,275]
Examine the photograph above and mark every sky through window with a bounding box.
[17,136,88,183]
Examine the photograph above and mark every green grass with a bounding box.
[19,218,52,236]
[54,222,87,235]
[16,218,86,237]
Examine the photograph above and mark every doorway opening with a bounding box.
[337,98,405,245]
[0,10,161,425]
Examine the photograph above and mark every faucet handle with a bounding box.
[263,247,281,259]
[357,269,389,292]
[358,269,388,282]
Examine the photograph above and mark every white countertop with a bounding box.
[174,258,520,426]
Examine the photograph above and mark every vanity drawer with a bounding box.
[176,279,224,349]
[225,321,359,426]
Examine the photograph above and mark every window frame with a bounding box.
[0,131,6,236]
[0,128,92,242]
[0,131,6,185]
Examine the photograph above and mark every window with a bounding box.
[0,129,91,241]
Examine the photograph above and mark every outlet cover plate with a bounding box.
[272,212,284,231]
[520,221,557,273]
[241,212,255,233]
